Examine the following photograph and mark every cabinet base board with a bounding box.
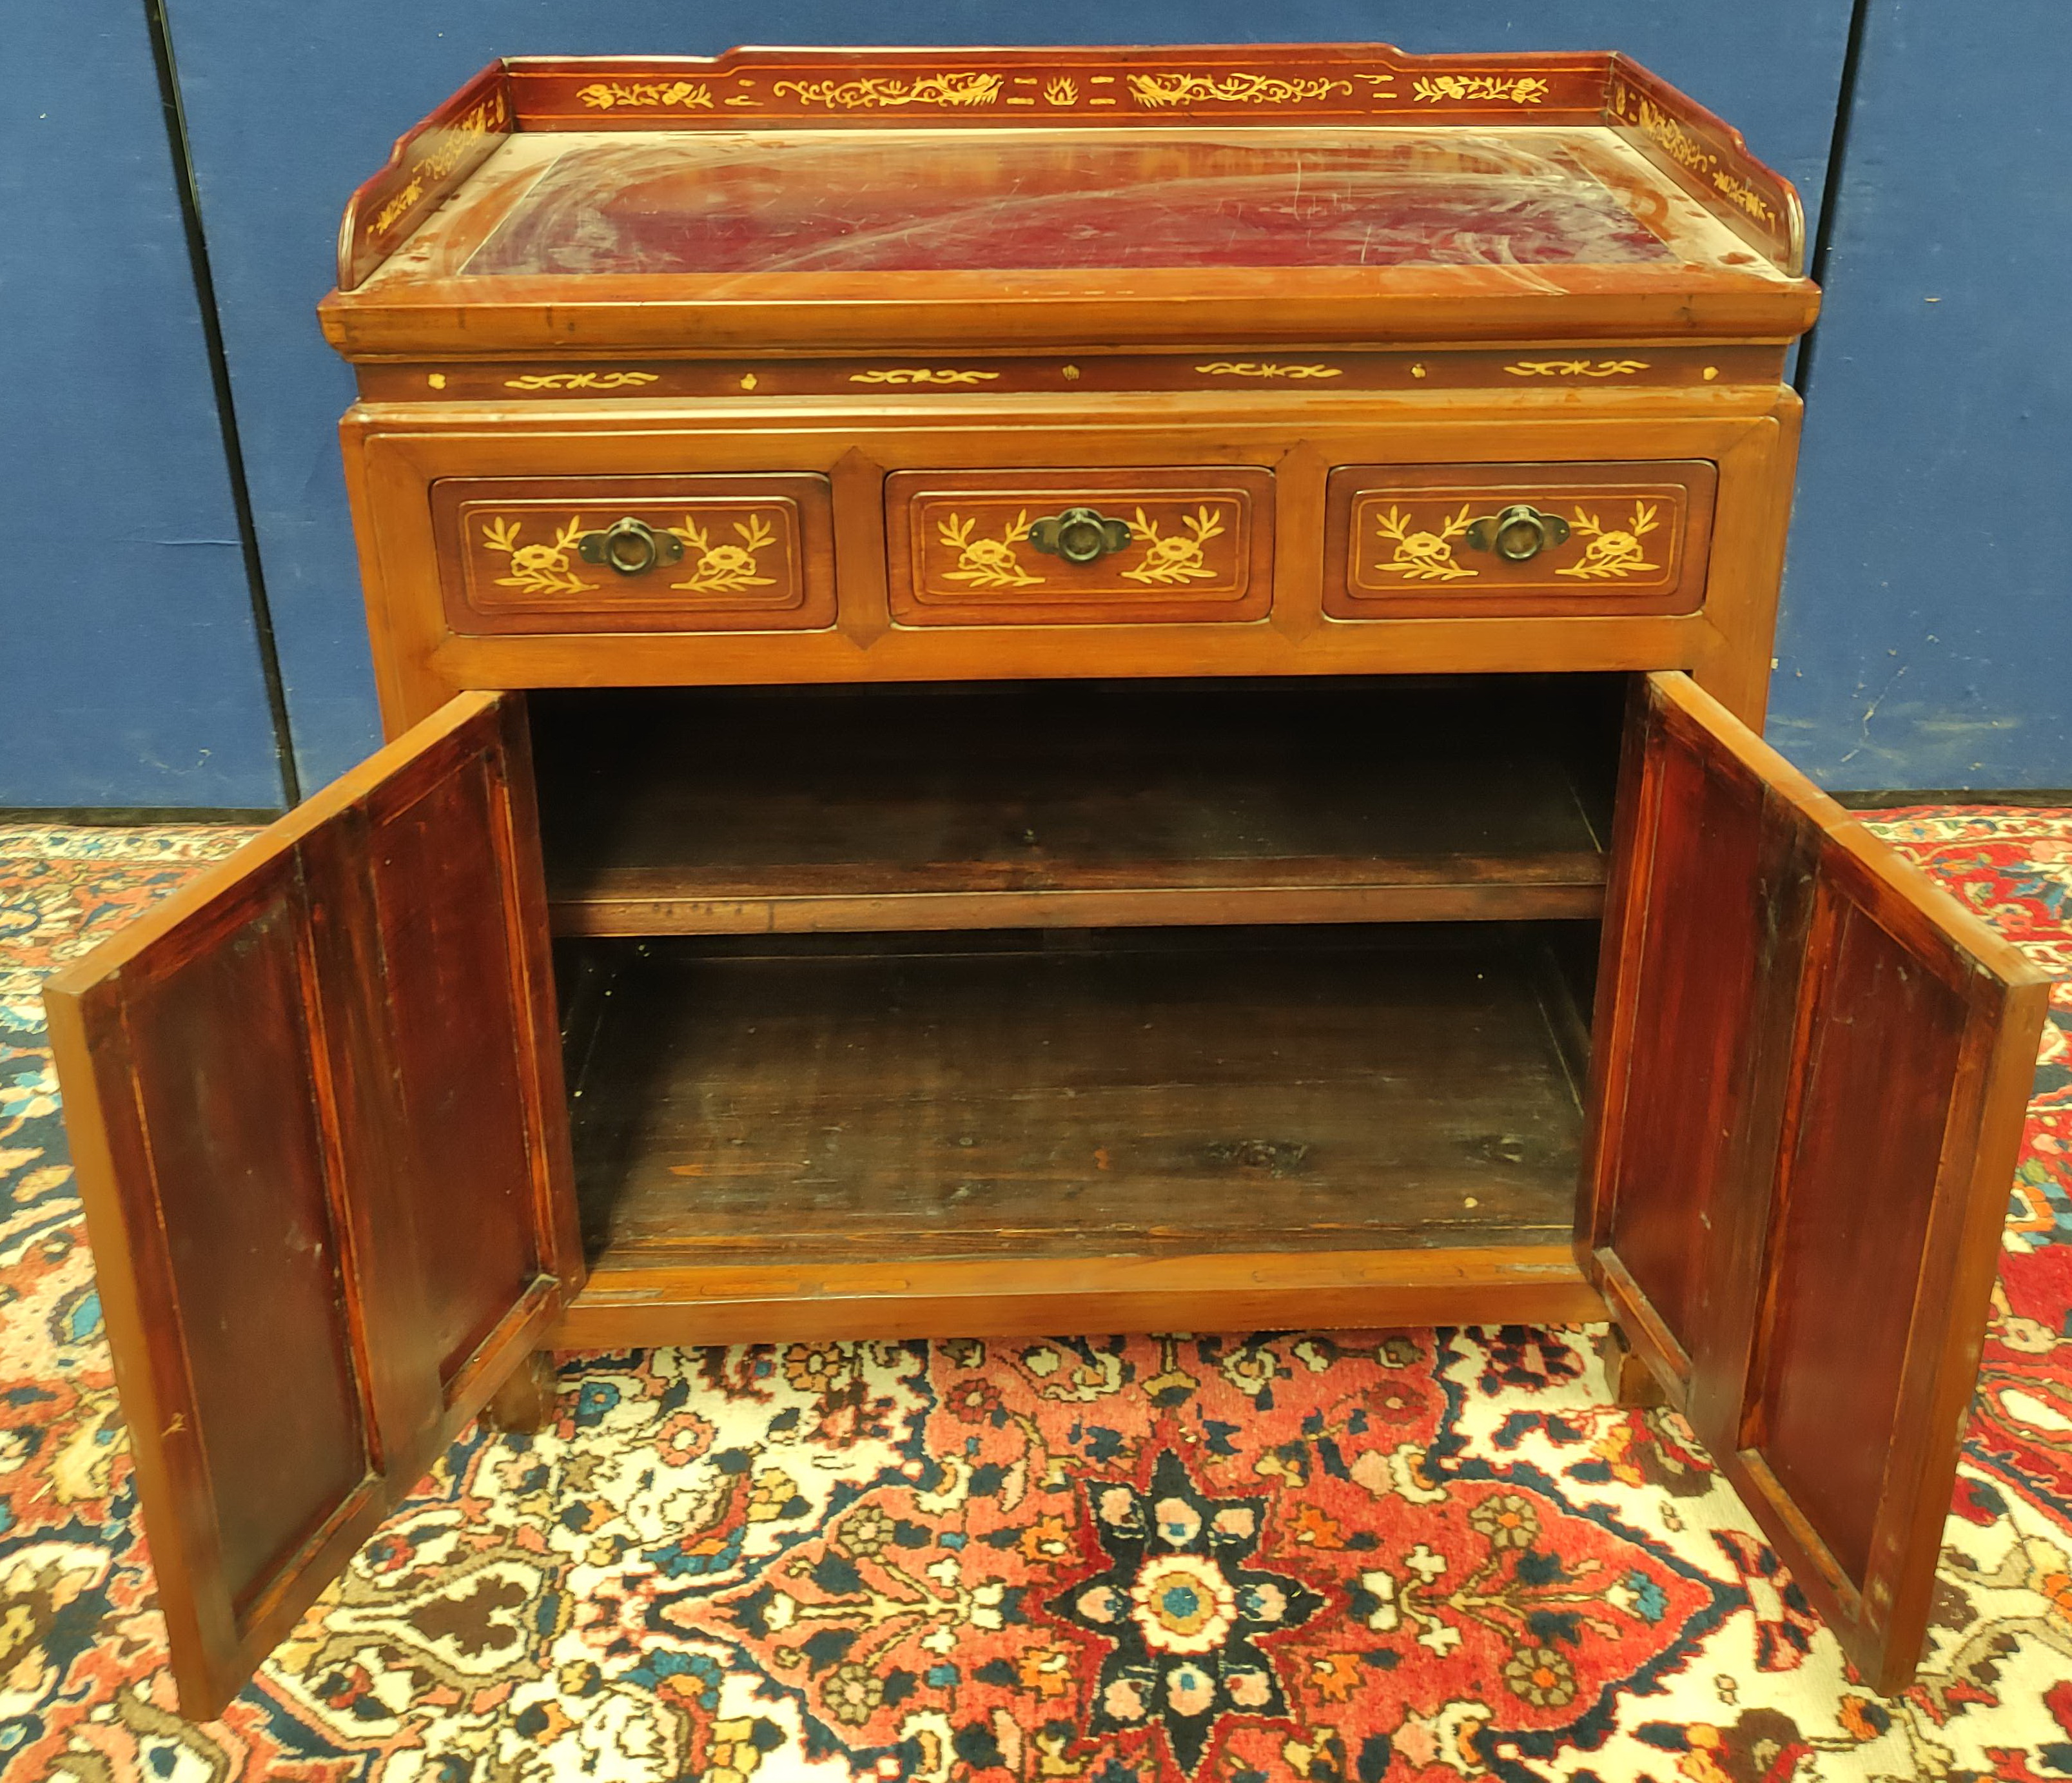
[549,1243,1603,1348]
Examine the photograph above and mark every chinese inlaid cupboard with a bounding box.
[44,46,2051,1718]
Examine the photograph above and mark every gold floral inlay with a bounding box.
[372,190,418,234]
[667,513,780,592]
[1612,84,1778,228]
[1614,86,1708,171]
[1127,72,1353,108]
[773,73,1002,110]
[850,369,1002,387]
[1374,505,1476,581]
[1195,362,1342,382]
[371,91,509,234]
[481,517,594,595]
[1121,507,1226,585]
[1044,77,1079,106]
[1555,502,1661,580]
[938,512,1044,589]
[1504,360,1650,379]
[1411,74,1550,106]
[576,80,714,112]
[481,509,788,595]
[1712,170,1778,225]
[503,371,662,393]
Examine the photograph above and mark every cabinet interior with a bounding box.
[532,675,1625,1280]
[558,926,1596,1272]
[531,676,1624,935]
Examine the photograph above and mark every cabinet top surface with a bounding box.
[322,47,1817,355]
[417,127,1763,282]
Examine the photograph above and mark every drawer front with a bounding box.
[434,474,836,635]
[1324,462,1716,619]
[886,468,1274,626]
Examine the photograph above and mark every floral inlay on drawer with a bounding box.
[886,467,1274,626]
[1323,462,1716,619]
[431,473,836,635]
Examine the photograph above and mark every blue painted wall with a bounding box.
[0,4,284,808]
[159,2,1854,792]
[1770,0,2072,788]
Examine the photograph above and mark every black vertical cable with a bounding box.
[1794,0,1877,400]
[140,0,302,806]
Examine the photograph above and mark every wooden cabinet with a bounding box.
[44,45,2053,1717]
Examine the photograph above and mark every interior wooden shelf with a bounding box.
[531,677,1620,935]
[562,926,1592,1292]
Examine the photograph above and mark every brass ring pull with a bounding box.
[1464,503,1571,563]
[578,517,686,577]
[1029,507,1133,566]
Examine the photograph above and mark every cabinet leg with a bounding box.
[482,1350,559,1434]
[1603,1324,1667,1409]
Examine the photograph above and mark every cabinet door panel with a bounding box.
[364,745,561,1392]
[44,692,578,1719]
[1583,672,2051,1690]
[90,864,376,1631]
[1747,876,1974,1590]
[1585,708,1777,1383]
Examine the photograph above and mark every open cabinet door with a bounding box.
[1581,672,2051,1690]
[43,692,580,1720]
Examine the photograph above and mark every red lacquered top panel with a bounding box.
[462,130,1679,276]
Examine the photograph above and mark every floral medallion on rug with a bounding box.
[1,811,2069,1783]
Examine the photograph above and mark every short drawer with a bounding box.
[886,468,1274,626]
[433,474,836,635]
[1323,462,1715,619]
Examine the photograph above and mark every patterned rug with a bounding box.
[2,812,2069,1782]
